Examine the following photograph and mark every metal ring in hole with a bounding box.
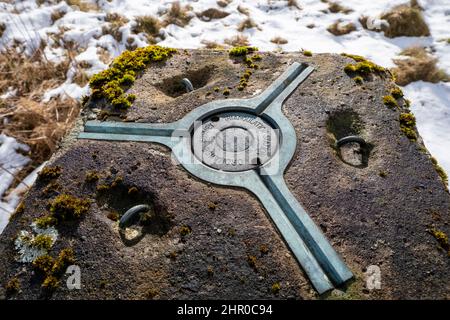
[335,135,367,149]
[119,204,151,229]
[181,78,194,93]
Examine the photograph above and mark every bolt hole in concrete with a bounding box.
[96,182,172,246]
[326,110,373,168]
[155,65,215,98]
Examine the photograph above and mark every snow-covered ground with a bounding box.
[0,0,449,232]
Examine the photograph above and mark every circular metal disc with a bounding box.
[192,112,279,172]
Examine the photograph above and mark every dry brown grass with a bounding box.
[0,47,80,171]
[197,8,230,21]
[217,0,232,8]
[224,34,250,47]
[201,40,225,49]
[66,0,98,12]
[102,12,129,42]
[327,21,356,36]
[133,15,163,43]
[380,1,430,38]
[270,36,288,45]
[392,47,449,85]
[163,1,193,27]
[237,5,250,16]
[50,9,66,23]
[287,0,301,9]
[237,18,259,32]
[328,2,353,14]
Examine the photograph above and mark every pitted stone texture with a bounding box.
[0,51,449,300]
[193,112,278,172]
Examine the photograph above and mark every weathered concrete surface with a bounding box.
[1,50,449,300]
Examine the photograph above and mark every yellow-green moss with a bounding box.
[128,186,139,195]
[49,194,91,221]
[383,95,399,108]
[342,53,386,79]
[96,184,110,192]
[111,176,123,188]
[259,244,269,254]
[271,282,281,294]
[41,275,59,290]
[9,202,25,222]
[429,228,450,255]
[107,212,119,221]
[431,157,449,186]
[207,202,217,210]
[302,50,313,57]
[229,46,260,92]
[341,53,366,62]
[353,76,363,84]
[246,255,257,270]
[228,46,258,57]
[399,112,417,140]
[213,86,220,92]
[89,45,177,109]
[85,171,100,183]
[38,166,62,182]
[223,88,230,96]
[207,265,214,276]
[5,277,20,295]
[179,225,192,236]
[32,255,55,274]
[51,248,75,274]
[379,171,388,178]
[31,234,54,250]
[391,87,404,99]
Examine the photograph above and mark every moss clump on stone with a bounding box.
[107,212,119,221]
[223,88,230,96]
[5,277,20,295]
[271,282,281,294]
[49,194,91,221]
[207,202,217,210]
[383,95,399,108]
[259,244,269,254]
[429,228,450,256]
[342,53,386,80]
[127,186,138,195]
[391,87,404,99]
[41,275,59,290]
[111,176,123,188]
[89,45,177,109]
[399,112,417,140]
[179,225,192,236]
[379,171,388,178]
[34,214,58,229]
[431,157,449,187]
[52,248,76,274]
[96,184,110,192]
[33,255,55,274]
[213,86,220,92]
[9,202,25,222]
[302,50,313,57]
[38,166,62,182]
[207,265,214,276]
[85,171,100,183]
[228,46,258,57]
[31,234,54,250]
[229,46,261,92]
[353,76,363,84]
[246,255,257,271]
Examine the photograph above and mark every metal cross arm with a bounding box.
[78,62,353,294]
